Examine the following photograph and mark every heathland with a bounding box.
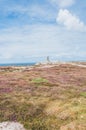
[0,62,86,130]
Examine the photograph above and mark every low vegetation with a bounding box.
[31,77,48,84]
[0,64,86,130]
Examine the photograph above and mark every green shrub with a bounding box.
[80,92,86,98]
[31,78,48,84]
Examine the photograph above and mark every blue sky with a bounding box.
[0,0,86,63]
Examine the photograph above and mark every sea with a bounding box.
[0,63,36,67]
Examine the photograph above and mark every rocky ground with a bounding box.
[0,63,86,130]
[0,122,25,130]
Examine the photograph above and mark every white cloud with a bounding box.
[57,9,86,31]
[0,24,86,63]
[49,0,75,7]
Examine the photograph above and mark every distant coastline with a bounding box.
[0,61,86,67]
[0,57,86,67]
[0,62,36,67]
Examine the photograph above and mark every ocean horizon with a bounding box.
[0,59,86,67]
[0,62,36,67]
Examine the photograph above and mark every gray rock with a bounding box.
[0,122,26,130]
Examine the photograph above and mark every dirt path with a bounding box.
[68,63,86,68]
[36,62,86,69]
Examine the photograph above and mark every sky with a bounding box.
[0,0,86,63]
